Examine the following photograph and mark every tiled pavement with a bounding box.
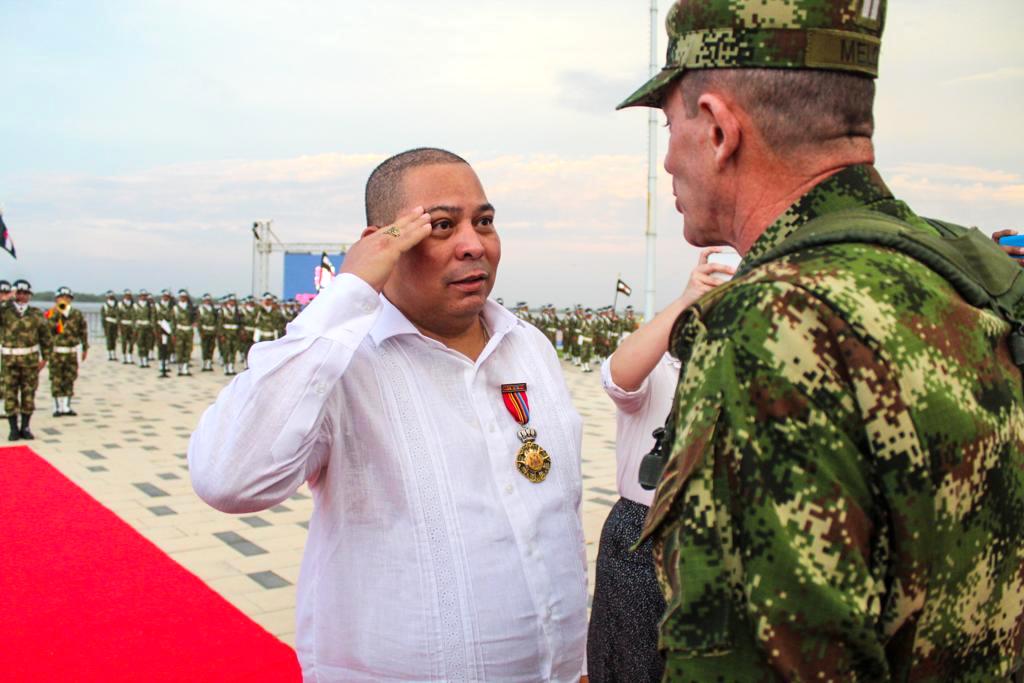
[28,351,619,647]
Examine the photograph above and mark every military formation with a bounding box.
[511,302,640,372]
[101,289,298,378]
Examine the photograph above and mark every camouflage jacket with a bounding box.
[643,165,1024,681]
[117,299,134,325]
[101,301,120,326]
[254,305,286,337]
[131,301,154,331]
[1,304,53,360]
[196,305,219,335]
[170,303,193,336]
[153,302,174,340]
[46,306,89,352]
[217,305,243,335]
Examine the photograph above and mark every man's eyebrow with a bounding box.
[423,203,496,214]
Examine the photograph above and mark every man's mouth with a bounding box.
[449,271,490,292]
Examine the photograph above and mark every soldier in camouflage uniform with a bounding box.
[100,290,119,361]
[171,289,195,376]
[132,289,155,368]
[615,1,1024,680]
[46,286,88,417]
[117,288,136,364]
[197,293,219,372]
[240,296,257,367]
[254,292,287,343]
[154,289,175,378]
[0,280,11,416]
[577,308,594,373]
[2,280,52,440]
[217,293,242,376]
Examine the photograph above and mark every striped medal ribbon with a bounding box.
[501,383,551,483]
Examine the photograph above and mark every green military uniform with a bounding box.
[154,292,175,378]
[171,290,195,376]
[577,310,594,372]
[100,291,119,361]
[0,280,12,416]
[196,295,219,372]
[117,290,136,363]
[46,287,88,417]
[240,298,258,367]
[254,294,287,343]
[619,1,1024,680]
[2,281,52,440]
[217,295,243,376]
[132,292,155,368]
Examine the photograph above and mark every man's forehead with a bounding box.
[400,163,489,210]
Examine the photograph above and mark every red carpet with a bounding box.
[0,446,301,682]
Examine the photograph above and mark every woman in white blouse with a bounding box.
[587,248,736,682]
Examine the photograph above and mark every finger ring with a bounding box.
[383,225,401,238]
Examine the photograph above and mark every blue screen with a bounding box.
[283,252,346,300]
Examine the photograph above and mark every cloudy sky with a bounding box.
[2,0,1022,310]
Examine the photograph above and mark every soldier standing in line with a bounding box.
[45,286,88,417]
[132,289,155,369]
[100,290,119,361]
[217,293,242,376]
[577,308,595,373]
[117,288,135,364]
[253,292,286,343]
[197,293,219,372]
[154,289,174,379]
[240,295,257,367]
[171,288,195,376]
[0,281,12,418]
[2,280,52,440]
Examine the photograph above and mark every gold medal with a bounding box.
[501,383,550,484]
[515,436,551,483]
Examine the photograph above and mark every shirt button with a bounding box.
[314,382,327,395]
[504,484,513,495]
[488,423,496,433]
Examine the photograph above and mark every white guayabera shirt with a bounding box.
[189,274,587,683]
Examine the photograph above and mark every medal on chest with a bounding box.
[501,383,551,483]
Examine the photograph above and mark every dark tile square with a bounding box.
[148,505,176,516]
[590,486,618,497]
[143,446,158,451]
[81,449,106,461]
[297,521,310,530]
[241,516,271,528]
[157,472,180,481]
[289,493,309,501]
[213,531,267,556]
[124,438,141,443]
[247,571,290,589]
[42,427,60,436]
[87,465,108,472]
[133,482,169,497]
[588,496,616,507]
[102,443,121,449]
[270,505,291,513]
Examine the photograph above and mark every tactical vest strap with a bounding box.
[741,209,1024,366]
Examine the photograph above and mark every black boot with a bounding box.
[53,398,62,418]
[8,415,20,441]
[18,414,33,440]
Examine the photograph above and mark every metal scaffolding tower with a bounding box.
[250,220,351,297]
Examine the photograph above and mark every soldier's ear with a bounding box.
[362,226,378,239]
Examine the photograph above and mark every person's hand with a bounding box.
[678,247,737,309]
[81,350,88,363]
[992,229,1024,265]
[340,207,433,292]
[38,359,46,371]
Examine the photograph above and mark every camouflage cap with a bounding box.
[0,280,10,293]
[56,286,74,299]
[618,0,886,109]
[14,279,32,293]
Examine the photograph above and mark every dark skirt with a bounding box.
[587,497,666,683]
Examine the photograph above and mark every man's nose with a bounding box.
[454,223,485,260]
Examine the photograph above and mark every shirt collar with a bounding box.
[370,295,524,352]
[743,164,895,265]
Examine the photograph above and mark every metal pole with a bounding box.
[644,0,658,321]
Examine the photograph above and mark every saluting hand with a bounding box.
[339,207,433,293]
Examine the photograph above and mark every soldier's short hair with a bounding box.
[678,69,875,152]
[364,148,469,227]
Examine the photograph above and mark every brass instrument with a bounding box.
[57,300,70,315]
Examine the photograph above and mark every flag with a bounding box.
[252,222,261,240]
[616,278,632,296]
[0,212,16,259]
[314,252,336,293]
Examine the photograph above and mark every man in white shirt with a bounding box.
[189,148,588,682]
